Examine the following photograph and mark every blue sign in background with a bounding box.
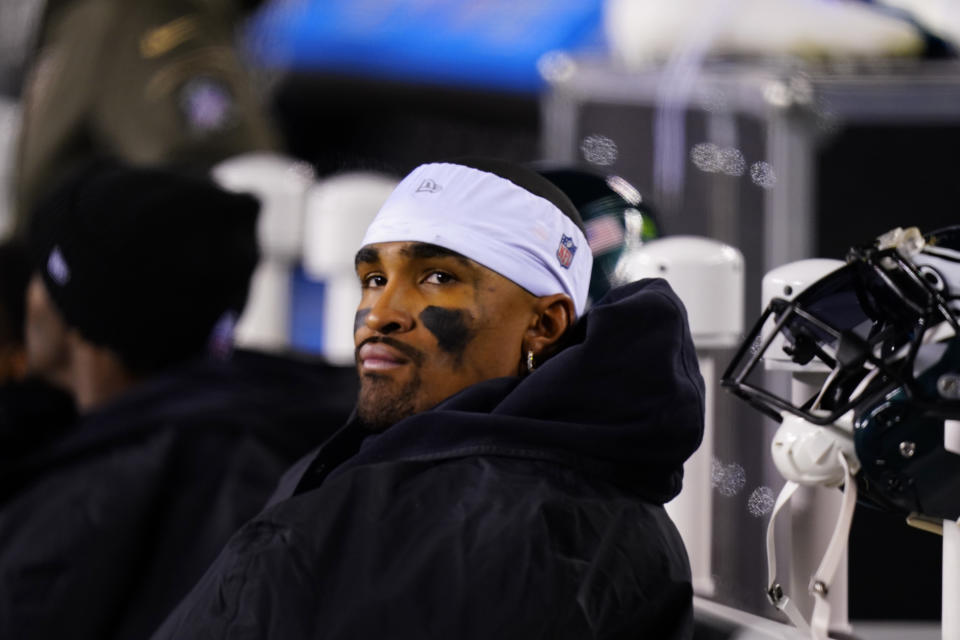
[290,267,327,355]
[245,0,605,92]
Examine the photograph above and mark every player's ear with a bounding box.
[523,293,575,365]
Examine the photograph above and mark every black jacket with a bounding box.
[0,377,76,475]
[154,279,705,639]
[0,350,357,639]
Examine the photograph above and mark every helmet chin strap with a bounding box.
[765,414,860,640]
[809,452,857,640]
[765,480,808,633]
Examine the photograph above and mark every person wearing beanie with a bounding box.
[0,240,76,474]
[0,241,31,384]
[0,160,357,639]
[24,156,262,408]
[154,158,703,639]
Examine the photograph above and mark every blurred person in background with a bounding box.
[0,239,76,475]
[154,159,702,639]
[11,0,276,236]
[0,241,30,384]
[0,159,356,639]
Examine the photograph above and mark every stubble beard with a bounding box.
[356,370,422,432]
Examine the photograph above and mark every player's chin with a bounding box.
[356,377,419,431]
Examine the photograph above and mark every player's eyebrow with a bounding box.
[354,247,380,269]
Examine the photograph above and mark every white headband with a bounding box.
[360,162,592,317]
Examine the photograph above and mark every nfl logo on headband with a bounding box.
[556,234,577,269]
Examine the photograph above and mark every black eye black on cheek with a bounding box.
[354,309,371,333]
[419,306,475,356]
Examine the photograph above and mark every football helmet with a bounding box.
[723,225,960,521]
[536,167,659,303]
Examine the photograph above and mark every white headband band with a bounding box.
[360,162,592,317]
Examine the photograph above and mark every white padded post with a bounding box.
[785,379,850,636]
[944,420,960,640]
[0,98,20,240]
[670,353,717,596]
[945,518,960,640]
[302,172,398,365]
[618,236,745,596]
[212,152,315,352]
[760,259,851,636]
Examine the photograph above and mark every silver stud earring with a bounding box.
[526,349,536,373]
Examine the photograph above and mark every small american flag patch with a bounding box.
[585,215,624,255]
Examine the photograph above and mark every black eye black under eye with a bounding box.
[419,306,475,358]
[354,309,371,333]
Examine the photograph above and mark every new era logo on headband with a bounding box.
[415,179,442,194]
[556,234,577,269]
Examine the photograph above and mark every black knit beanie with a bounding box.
[28,158,260,374]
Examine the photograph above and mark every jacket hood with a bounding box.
[335,279,704,504]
